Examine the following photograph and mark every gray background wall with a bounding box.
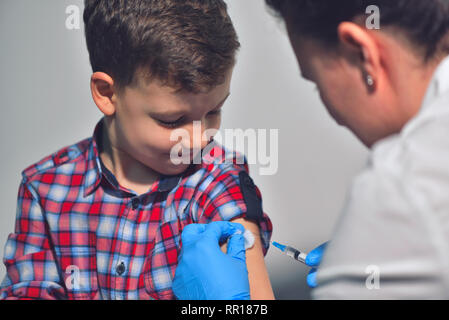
[0,0,369,299]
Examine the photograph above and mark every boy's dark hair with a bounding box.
[266,0,449,61]
[83,0,240,93]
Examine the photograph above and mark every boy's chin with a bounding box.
[154,161,191,176]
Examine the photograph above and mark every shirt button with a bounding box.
[116,261,126,275]
[131,198,140,210]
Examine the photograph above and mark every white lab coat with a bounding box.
[313,56,449,299]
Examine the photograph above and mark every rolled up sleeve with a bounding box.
[0,179,66,300]
[194,165,273,256]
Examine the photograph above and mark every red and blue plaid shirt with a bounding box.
[0,119,272,300]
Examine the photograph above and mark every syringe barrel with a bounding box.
[285,246,307,264]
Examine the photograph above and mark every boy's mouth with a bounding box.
[164,151,197,163]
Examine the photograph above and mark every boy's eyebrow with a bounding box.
[213,92,231,109]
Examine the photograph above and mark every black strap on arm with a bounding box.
[238,171,264,223]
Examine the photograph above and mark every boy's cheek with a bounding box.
[138,131,176,156]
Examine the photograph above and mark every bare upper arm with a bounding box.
[220,217,275,300]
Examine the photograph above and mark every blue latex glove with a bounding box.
[305,242,328,288]
[172,221,250,300]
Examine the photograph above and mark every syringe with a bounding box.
[272,241,308,265]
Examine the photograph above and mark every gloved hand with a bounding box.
[305,242,328,288]
[172,221,250,300]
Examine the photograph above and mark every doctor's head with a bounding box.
[266,0,449,147]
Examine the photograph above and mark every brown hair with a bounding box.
[83,0,240,93]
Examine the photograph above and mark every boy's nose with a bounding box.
[175,121,211,153]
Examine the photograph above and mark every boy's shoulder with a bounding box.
[181,142,257,200]
[193,142,249,179]
[21,137,93,182]
[180,142,269,233]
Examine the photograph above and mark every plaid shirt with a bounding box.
[0,119,272,300]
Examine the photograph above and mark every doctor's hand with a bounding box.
[172,221,250,300]
[305,242,328,288]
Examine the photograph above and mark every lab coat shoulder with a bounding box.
[399,95,449,217]
[312,112,449,299]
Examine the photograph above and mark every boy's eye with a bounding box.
[156,117,184,128]
[207,109,222,116]
[155,109,221,128]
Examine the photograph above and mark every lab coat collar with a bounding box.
[420,55,449,112]
[398,54,449,140]
[372,55,449,152]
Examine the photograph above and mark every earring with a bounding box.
[366,74,375,87]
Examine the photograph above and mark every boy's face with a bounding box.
[104,68,234,176]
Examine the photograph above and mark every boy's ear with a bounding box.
[90,72,117,116]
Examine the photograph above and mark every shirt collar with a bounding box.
[83,118,183,197]
[420,55,449,112]
[83,120,103,197]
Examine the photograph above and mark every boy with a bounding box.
[0,0,273,299]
